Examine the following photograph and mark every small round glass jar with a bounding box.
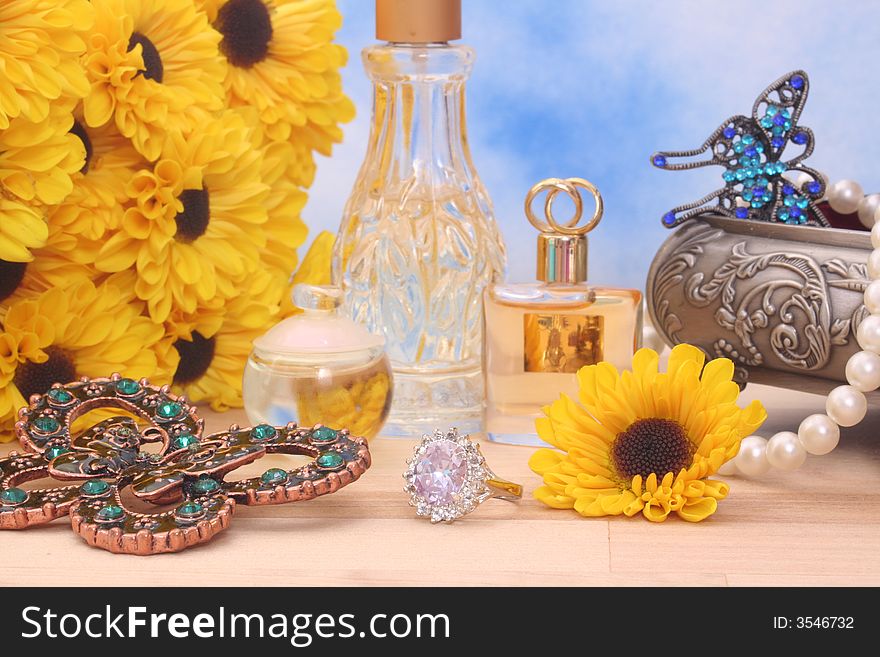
[243,285,393,439]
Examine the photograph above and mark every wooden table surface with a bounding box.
[1,382,879,587]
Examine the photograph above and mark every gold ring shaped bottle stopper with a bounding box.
[524,177,604,236]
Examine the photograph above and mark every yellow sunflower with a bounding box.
[83,0,226,161]
[241,107,308,278]
[0,276,172,440]
[202,0,354,146]
[51,117,146,242]
[168,234,333,410]
[1,117,143,304]
[0,0,93,129]
[529,344,767,522]
[0,225,97,306]
[95,110,269,323]
[168,268,285,410]
[0,109,85,267]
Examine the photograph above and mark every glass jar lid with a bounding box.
[252,285,385,356]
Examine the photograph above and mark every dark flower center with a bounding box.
[0,260,27,302]
[173,332,216,384]
[216,0,273,68]
[69,120,93,174]
[13,347,77,401]
[612,418,692,480]
[127,32,164,82]
[174,188,210,242]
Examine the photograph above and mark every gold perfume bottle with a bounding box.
[483,178,643,444]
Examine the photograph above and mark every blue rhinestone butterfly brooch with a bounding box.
[651,70,829,228]
[0,374,370,555]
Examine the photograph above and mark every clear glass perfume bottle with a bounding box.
[483,178,643,445]
[333,0,505,435]
[242,285,393,440]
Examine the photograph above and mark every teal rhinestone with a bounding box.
[176,501,204,517]
[766,105,779,117]
[311,426,338,443]
[172,433,199,450]
[80,480,110,496]
[156,401,182,419]
[191,477,220,494]
[96,504,124,521]
[44,446,69,460]
[741,134,755,145]
[32,416,59,433]
[260,468,289,485]
[115,378,141,395]
[251,424,277,441]
[0,487,28,506]
[316,451,344,470]
[796,198,809,209]
[47,388,73,404]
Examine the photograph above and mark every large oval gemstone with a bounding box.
[413,440,468,505]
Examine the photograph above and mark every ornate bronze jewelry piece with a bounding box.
[651,70,829,228]
[0,374,371,554]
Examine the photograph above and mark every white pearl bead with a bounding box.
[869,250,880,280]
[798,413,841,455]
[828,180,864,214]
[765,431,807,471]
[717,459,738,476]
[875,205,880,227]
[872,221,880,248]
[857,314,880,353]
[825,384,867,427]
[845,350,880,392]
[734,435,770,476]
[864,280,880,315]
[858,194,880,229]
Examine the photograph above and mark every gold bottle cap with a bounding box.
[376,0,461,43]
[524,178,604,284]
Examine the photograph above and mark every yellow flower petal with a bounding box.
[528,448,564,475]
[677,496,719,522]
[530,342,763,523]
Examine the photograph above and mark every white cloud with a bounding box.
[304,0,880,290]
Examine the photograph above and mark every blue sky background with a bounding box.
[304,0,880,290]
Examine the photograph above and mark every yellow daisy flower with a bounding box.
[0,276,170,441]
[202,0,354,146]
[0,116,148,304]
[0,117,147,304]
[51,117,146,242]
[243,108,308,277]
[95,110,269,323]
[83,0,227,161]
[529,344,767,522]
[168,268,285,411]
[0,226,97,305]
[167,233,333,410]
[0,110,85,265]
[0,0,93,129]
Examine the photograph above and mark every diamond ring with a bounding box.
[403,428,522,523]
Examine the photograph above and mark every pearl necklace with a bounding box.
[723,177,880,476]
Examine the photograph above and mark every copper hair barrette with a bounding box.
[0,374,370,555]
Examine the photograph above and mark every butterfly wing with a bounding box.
[651,115,759,226]
[752,70,810,159]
